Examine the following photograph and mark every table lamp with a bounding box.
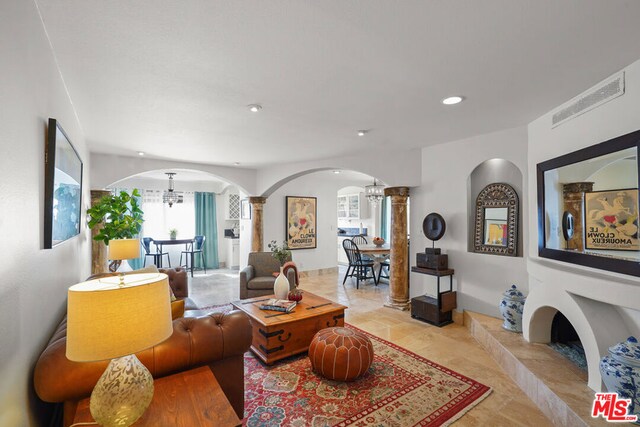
[66,273,173,427]
[108,238,140,276]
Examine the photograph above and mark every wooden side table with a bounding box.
[72,366,241,427]
[410,267,457,327]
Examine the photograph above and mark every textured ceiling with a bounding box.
[36,0,640,167]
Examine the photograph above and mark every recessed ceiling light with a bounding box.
[137,151,145,156]
[247,104,262,112]
[442,96,464,105]
[357,130,367,136]
[333,170,341,174]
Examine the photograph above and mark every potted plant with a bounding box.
[169,228,178,240]
[87,189,144,272]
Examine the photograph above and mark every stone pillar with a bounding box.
[249,196,267,252]
[90,190,111,274]
[383,187,410,311]
[562,182,594,251]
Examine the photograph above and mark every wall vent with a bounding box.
[551,71,624,128]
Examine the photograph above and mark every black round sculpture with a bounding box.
[423,213,446,242]
[562,211,574,249]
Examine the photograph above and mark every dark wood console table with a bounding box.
[410,267,456,327]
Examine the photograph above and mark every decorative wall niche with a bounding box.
[467,159,523,256]
[473,183,519,256]
[536,129,640,276]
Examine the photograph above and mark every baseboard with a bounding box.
[299,267,338,278]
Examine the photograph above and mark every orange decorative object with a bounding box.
[308,327,374,381]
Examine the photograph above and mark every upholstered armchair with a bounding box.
[240,252,296,299]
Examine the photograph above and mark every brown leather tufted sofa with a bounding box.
[33,268,251,426]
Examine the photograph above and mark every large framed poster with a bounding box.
[585,189,639,251]
[286,196,317,249]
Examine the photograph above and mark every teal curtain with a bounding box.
[195,192,219,269]
[380,196,391,241]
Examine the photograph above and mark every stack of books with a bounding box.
[259,299,297,313]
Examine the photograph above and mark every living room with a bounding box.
[4,1,640,426]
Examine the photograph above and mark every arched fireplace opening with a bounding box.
[548,311,587,371]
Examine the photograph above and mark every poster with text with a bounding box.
[585,189,639,251]
[286,196,317,249]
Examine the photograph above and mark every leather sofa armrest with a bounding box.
[34,310,252,403]
[160,267,188,298]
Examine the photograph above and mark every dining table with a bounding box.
[151,238,194,268]
[358,244,391,282]
[358,244,391,256]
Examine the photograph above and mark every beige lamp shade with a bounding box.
[109,238,140,261]
[66,273,173,362]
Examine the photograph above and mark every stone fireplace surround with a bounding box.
[523,258,639,391]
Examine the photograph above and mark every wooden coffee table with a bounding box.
[231,292,347,365]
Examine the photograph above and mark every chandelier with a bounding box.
[365,179,385,206]
[162,173,182,207]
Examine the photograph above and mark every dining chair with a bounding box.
[377,259,390,284]
[342,239,376,289]
[352,234,368,245]
[352,234,373,262]
[141,237,171,268]
[180,235,206,277]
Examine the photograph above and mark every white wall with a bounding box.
[410,127,529,317]
[261,174,376,271]
[0,0,91,424]
[526,58,640,335]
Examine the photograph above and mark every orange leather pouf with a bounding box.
[308,327,374,381]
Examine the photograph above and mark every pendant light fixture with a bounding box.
[162,173,182,207]
[365,179,385,206]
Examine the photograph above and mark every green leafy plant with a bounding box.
[169,228,178,239]
[87,189,144,245]
[267,240,291,266]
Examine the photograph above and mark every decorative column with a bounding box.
[249,196,267,252]
[90,190,111,274]
[562,182,593,251]
[383,187,410,311]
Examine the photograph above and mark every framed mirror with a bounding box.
[474,183,519,256]
[537,129,640,276]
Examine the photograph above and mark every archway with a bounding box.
[103,168,248,273]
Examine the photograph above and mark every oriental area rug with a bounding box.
[242,324,491,427]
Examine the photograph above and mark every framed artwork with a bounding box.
[585,189,639,251]
[44,118,83,249]
[241,198,251,219]
[286,196,317,249]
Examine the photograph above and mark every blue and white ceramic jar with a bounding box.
[600,336,640,423]
[499,285,526,332]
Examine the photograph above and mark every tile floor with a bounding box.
[189,267,553,426]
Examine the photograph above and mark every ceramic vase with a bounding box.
[499,285,526,332]
[274,266,290,300]
[600,336,640,423]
